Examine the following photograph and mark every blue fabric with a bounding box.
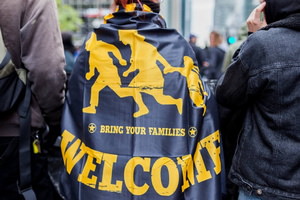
[59,5,225,200]
[238,190,262,200]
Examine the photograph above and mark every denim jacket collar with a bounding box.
[262,13,300,31]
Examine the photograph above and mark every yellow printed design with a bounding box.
[83,31,207,117]
[61,130,222,196]
[124,3,153,13]
[104,3,153,24]
[164,56,208,113]
[82,33,142,115]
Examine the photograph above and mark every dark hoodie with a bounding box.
[264,0,300,23]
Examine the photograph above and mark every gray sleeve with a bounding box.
[21,0,66,126]
[0,0,66,126]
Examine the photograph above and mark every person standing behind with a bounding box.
[62,32,76,78]
[0,0,66,199]
[188,34,206,75]
[221,24,248,73]
[204,31,225,80]
[216,0,300,199]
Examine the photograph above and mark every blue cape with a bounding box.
[60,4,225,200]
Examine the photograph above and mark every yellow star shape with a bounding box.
[88,123,97,133]
[188,127,197,137]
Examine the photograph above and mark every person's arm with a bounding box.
[20,0,66,127]
[215,36,259,108]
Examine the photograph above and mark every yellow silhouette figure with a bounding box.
[164,56,208,114]
[118,30,183,117]
[82,32,148,117]
[83,31,207,118]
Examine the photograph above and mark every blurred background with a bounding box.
[56,0,260,51]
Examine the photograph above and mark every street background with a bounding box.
[57,0,259,50]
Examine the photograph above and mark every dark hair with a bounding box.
[115,0,140,8]
[62,32,76,54]
[114,0,160,13]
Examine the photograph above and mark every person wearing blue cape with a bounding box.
[60,0,225,199]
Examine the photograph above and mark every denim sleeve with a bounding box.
[215,34,264,108]
[20,0,67,127]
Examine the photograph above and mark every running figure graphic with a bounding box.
[164,56,208,113]
[119,30,207,114]
[83,30,206,118]
[118,30,183,117]
[82,32,147,116]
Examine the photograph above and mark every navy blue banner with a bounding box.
[60,4,224,200]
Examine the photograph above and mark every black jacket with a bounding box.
[216,0,300,199]
[204,47,225,80]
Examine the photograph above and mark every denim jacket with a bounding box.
[216,12,300,200]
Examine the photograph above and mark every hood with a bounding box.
[265,0,300,23]
[104,3,166,29]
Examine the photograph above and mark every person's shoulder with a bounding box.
[248,27,286,45]
[191,44,202,51]
[246,27,295,54]
[238,30,269,53]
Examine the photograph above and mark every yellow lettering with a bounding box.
[200,130,221,174]
[149,127,158,135]
[61,130,85,174]
[140,127,146,135]
[61,130,222,197]
[78,146,103,188]
[124,157,150,195]
[112,126,118,133]
[125,126,146,135]
[193,142,212,183]
[177,155,195,192]
[125,126,130,133]
[151,157,179,196]
[105,125,110,133]
[61,130,75,155]
[158,128,165,135]
[181,129,186,136]
[100,125,123,134]
[110,125,123,134]
[98,153,123,192]
[100,125,105,133]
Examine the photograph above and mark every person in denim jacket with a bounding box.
[216,0,300,199]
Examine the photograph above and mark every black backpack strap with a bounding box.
[1,51,36,199]
[17,71,36,200]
